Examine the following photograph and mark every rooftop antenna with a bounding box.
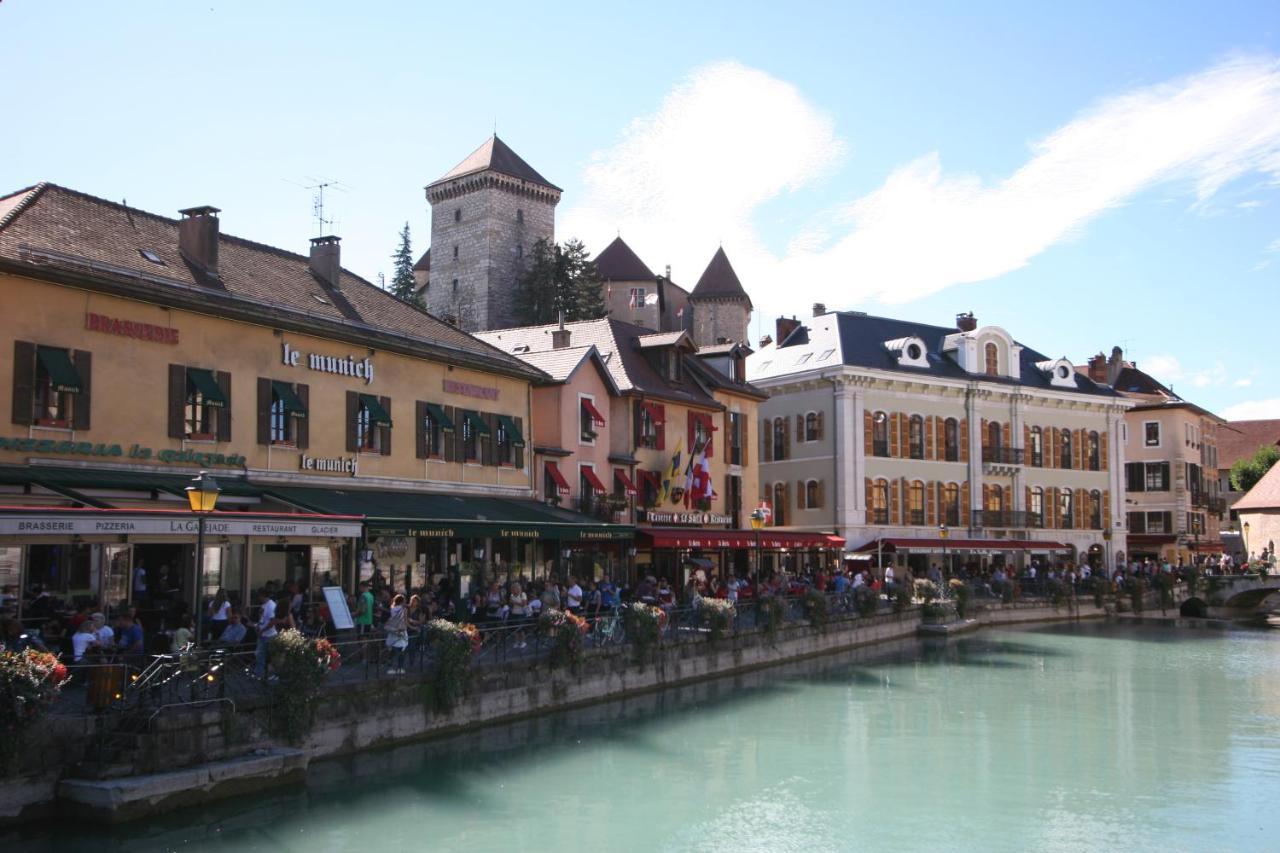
[282,177,350,237]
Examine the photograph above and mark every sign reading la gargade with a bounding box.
[281,341,374,385]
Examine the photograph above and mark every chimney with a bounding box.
[551,311,571,349]
[812,303,826,317]
[309,236,342,287]
[1087,353,1108,384]
[956,312,977,332]
[178,206,221,274]
[1108,346,1125,386]
[776,316,800,345]
[760,334,773,348]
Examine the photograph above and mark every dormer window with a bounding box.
[1037,357,1078,388]
[885,336,929,368]
[984,342,999,376]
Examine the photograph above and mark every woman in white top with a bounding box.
[384,593,409,675]
[208,589,231,642]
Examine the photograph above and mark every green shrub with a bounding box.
[699,598,736,643]
[802,589,829,633]
[757,595,785,642]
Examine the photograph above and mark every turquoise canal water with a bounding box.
[9,623,1280,852]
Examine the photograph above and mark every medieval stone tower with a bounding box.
[424,136,560,331]
[688,247,752,347]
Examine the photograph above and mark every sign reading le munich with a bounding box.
[281,341,374,385]
[0,515,364,538]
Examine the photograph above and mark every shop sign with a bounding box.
[578,530,632,541]
[0,514,363,538]
[443,378,499,401]
[370,526,456,539]
[300,454,357,476]
[281,341,374,385]
[642,509,733,526]
[373,537,412,559]
[85,312,180,345]
[500,528,541,539]
[0,437,245,467]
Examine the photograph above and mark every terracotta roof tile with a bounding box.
[1219,419,1280,469]
[1233,459,1280,511]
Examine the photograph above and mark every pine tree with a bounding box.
[512,239,607,326]
[389,223,419,304]
[562,239,606,321]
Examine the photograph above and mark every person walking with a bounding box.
[254,589,279,679]
[384,594,409,675]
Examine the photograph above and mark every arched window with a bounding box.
[908,480,925,525]
[1029,426,1043,467]
[944,418,959,461]
[772,482,788,527]
[1060,429,1073,469]
[805,412,822,442]
[871,479,889,524]
[872,411,889,457]
[1088,431,1100,471]
[988,421,1002,450]
[909,415,924,459]
[806,480,821,509]
[1059,489,1073,529]
[984,342,999,376]
[1089,489,1102,529]
[943,483,960,526]
[773,417,787,461]
[1028,486,1044,528]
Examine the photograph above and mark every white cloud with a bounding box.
[1236,378,1254,387]
[1252,259,1272,272]
[562,56,1280,322]
[1223,398,1280,420]
[1141,354,1183,381]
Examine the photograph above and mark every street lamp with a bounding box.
[1243,520,1251,564]
[938,522,949,598]
[750,508,766,587]
[186,470,221,642]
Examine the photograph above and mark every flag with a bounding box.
[683,436,713,508]
[658,439,683,505]
[628,289,638,309]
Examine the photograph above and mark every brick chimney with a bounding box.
[812,303,826,317]
[309,236,342,287]
[776,316,800,345]
[760,334,773,348]
[956,312,977,332]
[1107,346,1125,386]
[551,311,571,349]
[178,206,220,275]
[1087,352,1108,384]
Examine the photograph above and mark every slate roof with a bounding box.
[428,136,559,191]
[594,236,656,281]
[0,183,540,378]
[515,344,620,394]
[1219,419,1280,469]
[413,248,430,272]
[690,247,752,308]
[1233,460,1280,511]
[748,310,1117,398]
[1112,365,1175,398]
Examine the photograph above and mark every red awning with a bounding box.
[582,398,607,427]
[640,528,845,550]
[614,468,638,496]
[1128,534,1176,546]
[544,461,570,496]
[854,537,1072,552]
[581,466,608,496]
[643,402,665,424]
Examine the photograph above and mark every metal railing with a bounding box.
[971,509,1040,529]
[982,446,1025,465]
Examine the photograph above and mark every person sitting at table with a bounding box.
[116,613,145,657]
[215,610,247,647]
[91,612,114,650]
[71,618,99,662]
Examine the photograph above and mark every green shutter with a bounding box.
[425,402,455,432]
[359,393,392,427]
[496,414,525,447]
[187,367,229,408]
[271,380,308,418]
[36,346,83,394]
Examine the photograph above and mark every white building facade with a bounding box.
[748,310,1131,573]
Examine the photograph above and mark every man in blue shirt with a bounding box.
[116,613,145,657]
[599,580,618,609]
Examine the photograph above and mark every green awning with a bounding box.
[463,410,490,436]
[271,380,307,419]
[36,346,82,394]
[425,402,455,432]
[187,368,228,408]
[496,414,525,447]
[359,394,392,427]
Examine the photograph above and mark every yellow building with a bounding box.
[0,183,628,624]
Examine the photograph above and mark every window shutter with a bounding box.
[797,480,806,510]
[214,370,230,442]
[925,416,935,460]
[762,418,773,462]
[443,405,456,462]
[889,479,900,525]
[379,397,392,456]
[982,482,990,513]
[486,411,499,464]
[169,364,188,439]
[295,384,309,449]
[889,413,900,457]
[1003,485,1012,518]
[926,481,936,526]
[1023,424,1031,459]
[72,350,92,431]
[981,418,989,450]
[705,413,714,458]
[633,401,643,447]
[784,481,791,516]
[865,477,873,510]
[1046,488,1057,529]
[655,405,666,450]
[1075,490,1085,529]
[1102,490,1111,529]
[514,416,525,469]
[782,415,790,459]
[900,415,910,458]
[959,418,969,462]
[256,377,272,445]
[960,481,970,521]
[11,341,35,425]
[741,415,749,467]
[345,391,358,452]
[689,412,697,450]
[1100,431,1109,470]
[1163,511,1173,532]
[816,411,824,441]
[415,401,428,459]
[1160,462,1170,491]
[817,479,825,509]
[1002,422,1011,450]
[1025,486,1032,519]
[864,411,873,456]
[1072,429,1083,470]
[796,413,804,443]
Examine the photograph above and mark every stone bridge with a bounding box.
[1180,574,1280,618]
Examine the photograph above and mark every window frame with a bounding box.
[1029,426,1043,467]
[269,390,295,446]
[1144,421,1161,448]
[1059,429,1073,469]
[944,417,959,462]
[356,400,378,453]
[908,415,925,459]
[871,479,889,525]
[33,352,74,427]
[872,412,890,458]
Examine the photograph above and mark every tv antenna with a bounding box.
[282,177,351,236]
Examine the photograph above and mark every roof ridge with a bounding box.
[0,182,49,233]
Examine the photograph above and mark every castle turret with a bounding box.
[688,247,752,347]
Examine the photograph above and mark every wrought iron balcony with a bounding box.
[981,447,1025,465]
[971,509,1041,529]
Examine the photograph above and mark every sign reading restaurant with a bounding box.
[643,509,734,526]
[281,341,374,385]
[0,514,363,538]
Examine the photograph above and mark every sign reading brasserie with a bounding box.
[85,312,179,345]
[282,341,374,385]
[0,436,245,467]
[643,509,733,526]
[0,514,362,538]
[443,378,499,400]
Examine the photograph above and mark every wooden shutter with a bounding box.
[655,404,666,450]
[1025,486,1032,520]
[900,415,910,458]
[481,411,495,465]
[213,370,230,442]
[1102,490,1111,529]
[1075,488,1086,529]
[1160,462,1170,491]
[960,481,970,522]
[11,341,35,425]
[257,378,272,445]
[925,417,935,460]
[889,478,900,525]
[889,412,900,457]
[864,411,873,456]
[1002,422,1011,449]
[1049,428,1059,469]
[443,405,456,462]
[795,413,804,443]
[379,397,392,456]
[782,415,790,459]
[705,413,714,458]
[981,418,989,450]
[763,418,773,462]
[345,391,358,452]
[926,481,936,525]
[1100,431,1109,471]
[816,411,824,441]
[169,364,188,439]
[741,414,749,467]
[817,480,825,509]
[295,384,309,449]
[415,401,428,459]
[514,416,525,469]
[865,477,873,511]
[784,482,791,517]
[959,418,969,462]
[1023,424,1031,459]
[1072,429,1083,470]
[1003,485,1012,518]
[72,350,92,431]
[796,480,806,510]
[1045,488,1056,529]
[982,483,990,514]
[633,401,643,447]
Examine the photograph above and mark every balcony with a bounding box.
[576,496,629,524]
[981,447,1025,466]
[971,510,1041,529]
[872,440,889,458]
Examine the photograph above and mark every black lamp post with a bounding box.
[939,522,949,597]
[185,470,221,641]
[750,508,766,586]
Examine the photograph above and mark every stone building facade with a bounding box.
[422,136,559,332]
[688,247,752,349]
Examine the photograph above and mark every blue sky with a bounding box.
[3,0,1278,418]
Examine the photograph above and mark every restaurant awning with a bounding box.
[0,465,261,504]
[496,414,525,447]
[424,402,455,432]
[463,410,490,436]
[271,380,307,418]
[1128,534,1176,546]
[854,537,1072,552]
[36,346,83,394]
[358,393,392,427]
[545,461,571,496]
[0,505,363,539]
[639,528,845,550]
[614,468,637,496]
[581,466,607,495]
[187,368,228,408]
[582,398,607,427]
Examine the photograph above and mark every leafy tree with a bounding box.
[512,238,606,326]
[1230,444,1280,493]
[388,222,420,305]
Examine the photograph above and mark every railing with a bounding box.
[982,446,1025,465]
[971,509,1041,528]
[872,440,889,458]
[575,496,626,523]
